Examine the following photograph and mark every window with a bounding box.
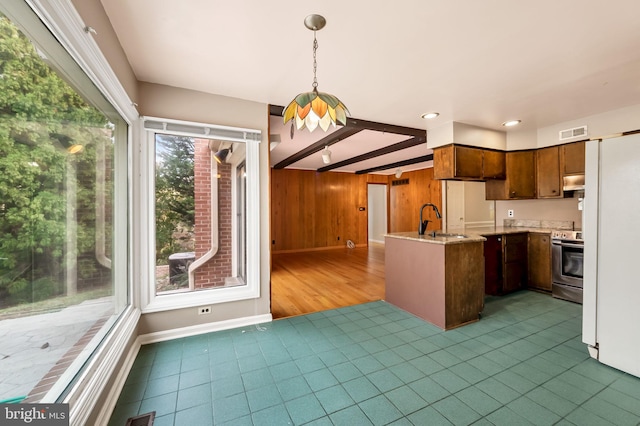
[142,118,260,312]
[0,4,129,403]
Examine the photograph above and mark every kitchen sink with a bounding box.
[430,232,467,238]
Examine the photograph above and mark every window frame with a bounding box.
[0,0,139,422]
[140,117,262,313]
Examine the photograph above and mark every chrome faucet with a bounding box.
[419,203,442,235]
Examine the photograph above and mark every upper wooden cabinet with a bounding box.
[536,146,561,198]
[561,141,586,175]
[483,149,507,179]
[485,150,536,200]
[433,144,505,181]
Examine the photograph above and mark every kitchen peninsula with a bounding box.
[384,232,486,330]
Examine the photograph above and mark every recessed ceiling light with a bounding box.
[421,112,439,120]
[502,120,521,127]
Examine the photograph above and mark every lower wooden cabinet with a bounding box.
[503,233,528,293]
[527,233,552,292]
[484,235,503,296]
[484,233,528,295]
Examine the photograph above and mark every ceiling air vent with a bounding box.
[559,126,587,141]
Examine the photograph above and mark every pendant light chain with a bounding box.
[312,31,318,91]
[282,14,349,133]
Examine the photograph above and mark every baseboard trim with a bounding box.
[273,244,368,254]
[139,313,273,345]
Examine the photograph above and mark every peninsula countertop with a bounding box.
[385,226,559,245]
[384,231,486,245]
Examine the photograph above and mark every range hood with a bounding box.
[563,174,585,191]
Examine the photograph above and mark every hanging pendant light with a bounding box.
[283,14,349,134]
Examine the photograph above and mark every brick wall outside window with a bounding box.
[193,139,232,288]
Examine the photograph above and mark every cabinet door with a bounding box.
[433,145,485,180]
[484,235,503,296]
[502,233,528,293]
[504,262,526,294]
[536,146,561,198]
[483,150,506,179]
[455,146,483,178]
[507,151,536,199]
[528,233,552,291]
[485,151,536,200]
[562,141,586,175]
[433,145,454,180]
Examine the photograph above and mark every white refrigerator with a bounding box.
[583,133,640,378]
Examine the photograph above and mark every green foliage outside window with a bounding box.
[155,134,195,265]
[0,14,111,308]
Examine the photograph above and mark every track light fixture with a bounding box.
[321,146,332,164]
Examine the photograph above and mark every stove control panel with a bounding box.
[551,230,583,242]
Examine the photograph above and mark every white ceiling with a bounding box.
[100,0,640,174]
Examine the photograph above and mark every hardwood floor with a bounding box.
[270,243,386,319]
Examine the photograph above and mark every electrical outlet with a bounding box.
[198,306,211,315]
[507,209,514,218]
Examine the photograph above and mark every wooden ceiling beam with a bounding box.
[355,154,434,175]
[317,136,426,172]
[272,126,362,169]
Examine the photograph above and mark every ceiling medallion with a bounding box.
[283,14,349,135]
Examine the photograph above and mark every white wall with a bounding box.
[507,103,640,150]
[428,121,507,150]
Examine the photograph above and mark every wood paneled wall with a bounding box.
[389,168,442,233]
[270,168,442,252]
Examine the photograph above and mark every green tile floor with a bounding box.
[108,291,640,425]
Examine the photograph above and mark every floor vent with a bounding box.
[125,412,155,426]
[559,125,587,141]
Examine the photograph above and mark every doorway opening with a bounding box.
[367,183,388,244]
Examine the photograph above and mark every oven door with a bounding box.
[552,240,584,288]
